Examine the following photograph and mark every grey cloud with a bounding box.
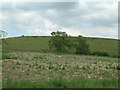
[2,2,118,38]
[2,2,78,11]
[37,2,117,28]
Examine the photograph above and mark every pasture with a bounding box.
[2,36,118,57]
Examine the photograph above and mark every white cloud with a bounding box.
[26,19,62,36]
[46,9,57,17]
[1,1,118,39]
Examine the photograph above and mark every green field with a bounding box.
[2,51,118,88]
[2,36,118,57]
[2,36,119,88]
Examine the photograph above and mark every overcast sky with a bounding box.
[0,0,118,39]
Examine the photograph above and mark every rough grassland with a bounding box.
[2,36,118,57]
[2,36,119,88]
[2,51,118,88]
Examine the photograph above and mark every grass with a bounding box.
[2,36,51,52]
[1,36,119,88]
[3,77,118,88]
[2,36,119,57]
[2,51,118,88]
[87,38,118,57]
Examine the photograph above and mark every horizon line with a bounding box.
[3,35,119,40]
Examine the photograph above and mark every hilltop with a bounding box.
[2,36,119,88]
[2,36,118,57]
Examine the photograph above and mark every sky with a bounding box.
[0,0,119,39]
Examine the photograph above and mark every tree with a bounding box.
[0,30,7,45]
[51,31,68,37]
[0,30,7,38]
[21,35,24,37]
[75,36,90,55]
[49,31,90,54]
[49,31,70,52]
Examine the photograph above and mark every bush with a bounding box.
[75,37,90,55]
[49,31,71,52]
[21,35,24,37]
[49,31,90,55]
[92,51,109,56]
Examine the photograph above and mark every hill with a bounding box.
[2,36,118,57]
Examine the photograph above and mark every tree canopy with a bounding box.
[49,31,90,54]
[51,31,68,37]
[0,30,7,38]
[49,31,70,52]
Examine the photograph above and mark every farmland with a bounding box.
[2,36,119,88]
[2,51,118,88]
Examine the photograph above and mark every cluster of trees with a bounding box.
[49,31,112,57]
[49,31,90,55]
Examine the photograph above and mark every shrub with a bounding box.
[21,35,24,37]
[92,51,109,56]
[75,37,90,55]
[49,31,71,52]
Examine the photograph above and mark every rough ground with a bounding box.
[2,51,118,83]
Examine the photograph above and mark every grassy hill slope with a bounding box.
[2,36,118,57]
